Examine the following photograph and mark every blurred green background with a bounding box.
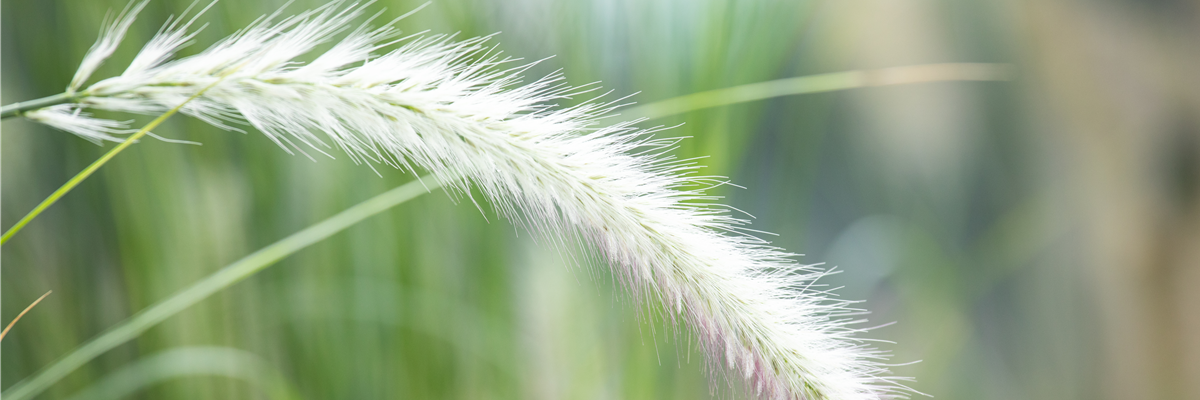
[4,0,1199,399]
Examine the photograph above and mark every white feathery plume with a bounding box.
[18,2,918,399]
[24,104,134,144]
[69,1,149,92]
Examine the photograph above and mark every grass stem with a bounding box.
[0,291,53,341]
[622,63,1011,120]
[0,82,216,246]
[0,93,76,119]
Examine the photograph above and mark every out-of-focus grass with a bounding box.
[6,0,1195,399]
[3,177,441,400]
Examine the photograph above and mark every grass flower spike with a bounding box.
[10,2,915,399]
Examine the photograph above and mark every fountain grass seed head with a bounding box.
[15,1,918,398]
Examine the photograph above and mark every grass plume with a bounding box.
[7,2,917,398]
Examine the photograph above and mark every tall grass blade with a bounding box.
[0,82,218,246]
[623,63,1011,120]
[1,176,439,400]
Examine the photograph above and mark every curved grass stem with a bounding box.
[622,63,1011,120]
[0,291,53,341]
[1,175,441,400]
[0,82,216,246]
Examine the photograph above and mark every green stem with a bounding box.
[0,92,77,119]
[0,83,215,246]
[2,176,441,400]
[621,63,1011,120]
[1,119,158,245]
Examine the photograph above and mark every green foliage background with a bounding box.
[5,0,1198,399]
